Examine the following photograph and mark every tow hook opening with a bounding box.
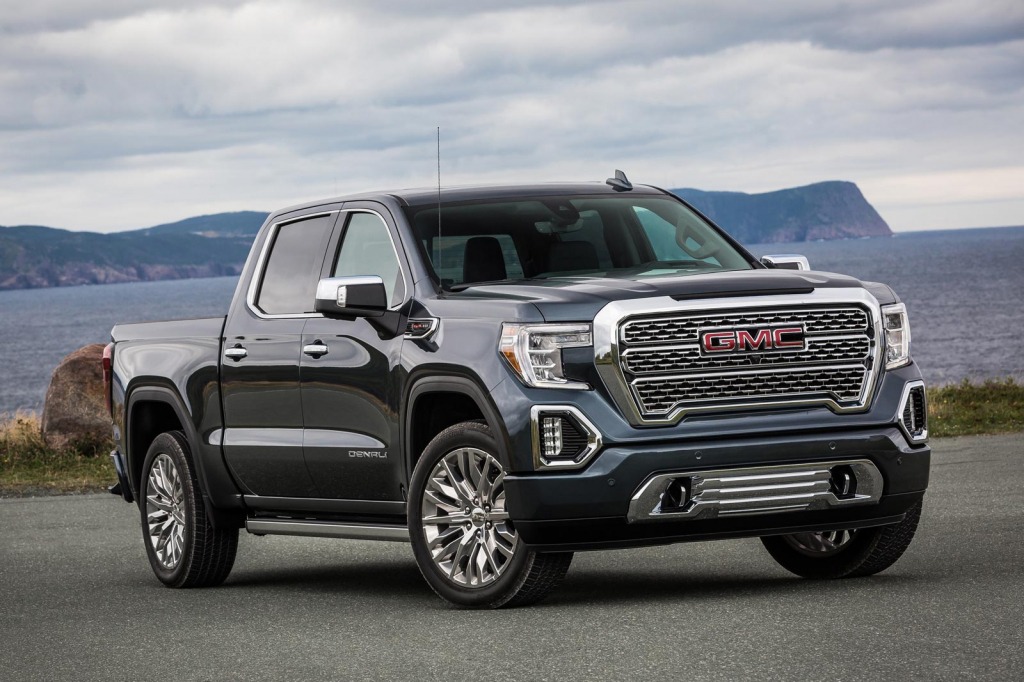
[829,465,858,499]
[659,477,692,513]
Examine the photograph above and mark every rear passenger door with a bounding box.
[220,212,336,498]
[300,205,409,504]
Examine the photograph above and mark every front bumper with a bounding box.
[504,426,929,551]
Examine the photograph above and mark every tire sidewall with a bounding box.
[762,526,882,578]
[139,431,197,587]
[408,422,534,608]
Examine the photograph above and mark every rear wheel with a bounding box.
[140,431,238,587]
[761,500,922,579]
[408,421,573,608]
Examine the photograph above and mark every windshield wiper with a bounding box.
[448,278,530,292]
[644,260,720,269]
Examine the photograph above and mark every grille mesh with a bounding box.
[623,336,870,374]
[622,307,868,345]
[617,305,875,418]
[633,367,867,414]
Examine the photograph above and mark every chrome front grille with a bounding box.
[632,365,868,414]
[622,307,868,345]
[622,335,870,374]
[605,300,880,423]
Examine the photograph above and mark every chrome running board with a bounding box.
[246,519,410,542]
[627,459,883,523]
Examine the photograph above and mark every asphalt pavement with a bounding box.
[1,433,1022,681]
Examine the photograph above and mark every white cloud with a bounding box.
[0,0,1022,231]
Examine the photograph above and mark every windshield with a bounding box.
[405,195,753,289]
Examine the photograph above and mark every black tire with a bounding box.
[761,500,922,579]
[139,431,238,588]
[408,421,573,608]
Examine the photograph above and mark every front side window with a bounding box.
[256,215,334,314]
[405,195,753,289]
[332,211,405,307]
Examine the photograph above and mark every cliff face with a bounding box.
[0,212,267,290]
[672,181,892,243]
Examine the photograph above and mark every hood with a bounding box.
[447,269,869,321]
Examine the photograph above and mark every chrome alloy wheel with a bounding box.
[420,447,518,588]
[145,453,186,570]
[783,529,858,556]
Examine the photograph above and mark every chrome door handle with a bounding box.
[303,342,329,358]
[224,346,248,361]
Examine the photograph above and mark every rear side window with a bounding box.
[332,212,405,307]
[256,215,334,314]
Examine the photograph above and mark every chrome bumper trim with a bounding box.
[627,459,884,523]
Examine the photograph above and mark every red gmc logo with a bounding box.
[700,326,806,355]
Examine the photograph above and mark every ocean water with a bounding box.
[1,226,1021,415]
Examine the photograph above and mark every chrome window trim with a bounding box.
[593,289,884,427]
[897,379,928,444]
[246,208,411,320]
[529,405,603,471]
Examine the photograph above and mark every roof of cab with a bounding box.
[271,181,668,219]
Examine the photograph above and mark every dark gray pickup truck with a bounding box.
[106,173,929,608]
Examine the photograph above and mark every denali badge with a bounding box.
[699,325,805,355]
[348,450,388,459]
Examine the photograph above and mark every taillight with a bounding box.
[102,342,114,416]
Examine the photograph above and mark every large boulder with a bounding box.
[41,343,110,451]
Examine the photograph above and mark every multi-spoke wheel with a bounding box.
[145,453,186,570]
[761,500,923,579]
[409,421,573,608]
[139,431,238,588]
[421,446,517,587]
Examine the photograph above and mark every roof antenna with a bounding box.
[436,126,443,281]
[606,169,633,191]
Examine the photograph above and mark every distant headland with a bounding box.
[0,181,891,291]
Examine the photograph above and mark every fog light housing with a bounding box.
[530,406,602,470]
[898,380,928,443]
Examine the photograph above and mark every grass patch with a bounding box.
[926,378,1024,438]
[1,379,1020,495]
[0,412,114,496]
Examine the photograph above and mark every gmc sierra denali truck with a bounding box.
[106,173,929,608]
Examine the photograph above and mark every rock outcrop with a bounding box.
[41,344,110,451]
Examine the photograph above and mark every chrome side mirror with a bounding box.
[314,276,387,318]
[761,254,810,271]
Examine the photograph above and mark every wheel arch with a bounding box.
[126,386,195,499]
[125,385,243,528]
[403,375,513,485]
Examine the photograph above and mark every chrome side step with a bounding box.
[627,459,883,523]
[246,518,410,542]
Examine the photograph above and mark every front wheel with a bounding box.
[139,431,238,587]
[761,500,923,579]
[408,421,573,608]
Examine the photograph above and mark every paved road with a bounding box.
[2,434,1022,681]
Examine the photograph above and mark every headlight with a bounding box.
[881,302,911,370]
[499,323,592,389]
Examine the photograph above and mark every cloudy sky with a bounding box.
[1,0,1022,232]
